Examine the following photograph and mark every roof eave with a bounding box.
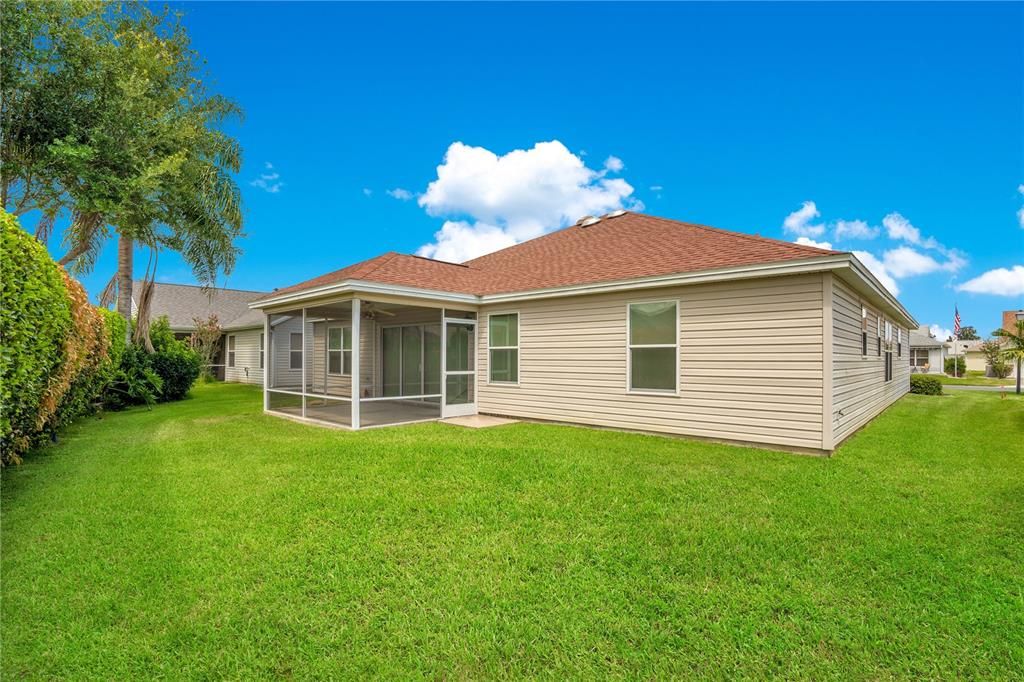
[250,279,479,310]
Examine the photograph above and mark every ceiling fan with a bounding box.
[361,302,397,319]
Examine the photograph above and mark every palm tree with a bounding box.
[993,319,1024,395]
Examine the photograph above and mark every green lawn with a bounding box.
[932,372,1017,387]
[3,384,1022,678]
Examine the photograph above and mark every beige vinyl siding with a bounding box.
[224,328,264,385]
[477,273,826,450]
[268,315,303,389]
[831,278,910,445]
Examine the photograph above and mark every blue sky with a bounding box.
[49,1,1023,338]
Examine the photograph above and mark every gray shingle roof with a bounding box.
[134,282,267,331]
[909,326,945,349]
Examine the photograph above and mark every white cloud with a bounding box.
[362,188,372,197]
[853,250,900,295]
[416,140,637,261]
[794,236,833,250]
[956,265,1024,296]
[1017,184,1024,229]
[929,324,954,342]
[882,212,957,257]
[882,246,943,278]
[834,219,879,241]
[250,162,283,194]
[604,156,624,173]
[782,201,825,237]
[417,220,516,263]
[649,185,663,191]
[387,188,414,201]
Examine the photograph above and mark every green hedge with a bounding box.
[0,210,74,461]
[910,374,943,395]
[944,356,966,376]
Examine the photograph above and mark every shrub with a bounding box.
[944,356,966,376]
[910,374,942,395]
[42,271,110,435]
[150,346,201,401]
[0,211,73,462]
[103,345,163,410]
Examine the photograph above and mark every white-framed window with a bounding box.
[861,305,868,357]
[910,348,929,368]
[488,312,519,384]
[289,332,302,370]
[327,325,352,376]
[259,333,265,369]
[876,315,883,357]
[627,300,678,393]
[227,335,236,368]
[897,328,902,357]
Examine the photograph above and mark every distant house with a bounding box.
[133,282,267,384]
[946,309,1023,378]
[908,325,946,373]
[248,211,917,453]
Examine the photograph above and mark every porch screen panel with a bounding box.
[382,327,401,397]
[424,325,442,395]
[402,326,423,396]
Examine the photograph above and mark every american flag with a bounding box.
[954,306,961,339]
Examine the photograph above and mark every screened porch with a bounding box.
[263,299,477,428]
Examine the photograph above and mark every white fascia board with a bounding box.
[248,253,916,327]
[250,279,478,310]
[844,257,918,328]
[477,254,852,304]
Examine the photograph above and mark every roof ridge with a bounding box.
[638,213,845,256]
[353,251,401,279]
[404,253,471,268]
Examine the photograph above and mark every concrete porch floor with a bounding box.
[440,414,519,428]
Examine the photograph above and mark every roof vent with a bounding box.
[604,209,627,219]
[577,215,602,227]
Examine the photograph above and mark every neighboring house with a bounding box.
[908,325,946,374]
[134,282,267,384]
[952,339,987,375]
[948,310,1023,378]
[250,211,916,453]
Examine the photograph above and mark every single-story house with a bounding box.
[953,339,988,375]
[135,281,267,384]
[944,312,1024,378]
[908,325,946,373]
[250,211,916,453]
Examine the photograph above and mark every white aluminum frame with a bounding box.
[486,310,520,386]
[625,299,680,396]
[441,316,477,418]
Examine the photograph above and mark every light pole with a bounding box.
[1016,311,1024,395]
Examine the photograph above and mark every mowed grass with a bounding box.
[2,384,1022,678]
[933,372,1017,387]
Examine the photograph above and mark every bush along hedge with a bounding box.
[910,374,943,395]
[1,210,74,462]
[1,211,202,464]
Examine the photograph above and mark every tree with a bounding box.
[1,2,243,344]
[993,320,1024,394]
[980,339,1012,379]
[189,315,223,381]
[957,326,980,341]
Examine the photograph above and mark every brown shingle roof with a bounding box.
[267,212,843,300]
